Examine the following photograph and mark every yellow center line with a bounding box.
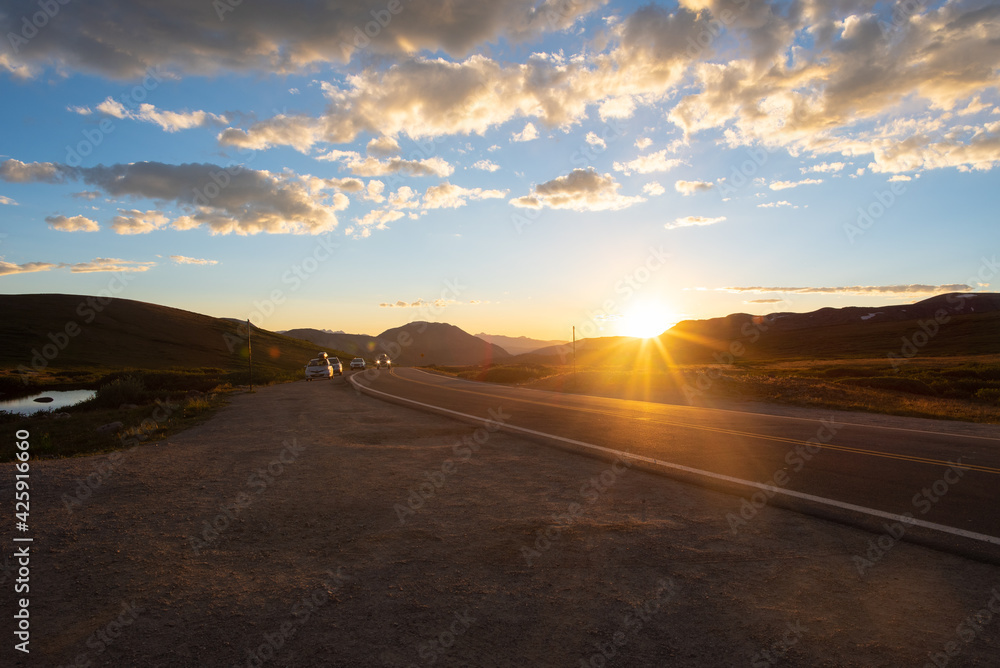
[383,370,1000,475]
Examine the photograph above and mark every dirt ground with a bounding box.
[2,378,999,667]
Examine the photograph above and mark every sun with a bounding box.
[620,302,678,339]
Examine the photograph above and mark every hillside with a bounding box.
[378,322,511,366]
[474,333,569,356]
[512,293,1000,367]
[282,328,380,358]
[0,294,351,386]
[284,322,513,366]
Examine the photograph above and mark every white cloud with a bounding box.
[365,180,386,203]
[45,215,100,232]
[0,261,59,276]
[511,122,539,142]
[613,149,682,175]
[68,258,156,274]
[756,200,795,209]
[642,181,665,196]
[801,162,846,174]
[769,178,823,191]
[316,150,453,178]
[0,195,17,205]
[111,209,171,235]
[472,159,500,172]
[170,255,219,265]
[585,132,606,149]
[510,168,644,212]
[634,137,652,150]
[366,136,401,157]
[665,215,726,230]
[91,97,228,132]
[888,174,913,182]
[674,179,714,195]
[423,182,507,210]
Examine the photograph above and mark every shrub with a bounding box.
[837,376,937,396]
[974,388,1000,404]
[91,375,147,409]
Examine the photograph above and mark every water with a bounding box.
[0,390,96,415]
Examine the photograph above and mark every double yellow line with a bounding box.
[384,370,1000,475]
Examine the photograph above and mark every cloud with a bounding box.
[1,0,605,79]
[747,299,786,304]
[722,284,973,296]
[0,159,341,236]
[674,179,714,195]
[802,162,846,174]
[0,261,59,276]
[634,137,652,150]
[757,200,795,209]
[643,181,665,196]
[85,97,228,132]
[510,168,644,212]
[585,131,607,149]
[45,215,100,232]
[67,258,157,273]
[423,182,507,210]
[71,191,102,200]
[366,136,401,157]
[315,150,453,177]
[471,159,500,172]
[379,297,484,308]
[664,215,726,230]
[110,209,171,235]
[613,149,682,175]
[511,122,539,142]
[666,3,1000,173]
[888,174,912,182]
[0,195,17,205]
[769,178,823,191]
[170,255,219,265]
[0,159,69,183]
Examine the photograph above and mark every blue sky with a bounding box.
[1,0,998,341]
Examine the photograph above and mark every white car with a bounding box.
[305,358,334,380]
[329,357,343,376]
[350,358,366,370]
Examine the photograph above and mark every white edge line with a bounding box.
[406,368,1000,442]
[353,374,1000,548]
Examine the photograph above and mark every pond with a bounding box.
[0,390,97,416]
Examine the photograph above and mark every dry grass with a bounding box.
[427,356,1000,423]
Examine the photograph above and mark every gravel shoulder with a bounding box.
[2,377,999,667]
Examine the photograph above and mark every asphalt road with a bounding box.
[352,367,1000,562]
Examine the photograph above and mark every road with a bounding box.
[353,367,1000,561]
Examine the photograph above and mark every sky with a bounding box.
[1,0,998,342]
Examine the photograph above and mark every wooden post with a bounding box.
[247,318,253,392]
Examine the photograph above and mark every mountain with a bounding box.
[0,294,352,380]
[377,322,511,366]
[509,293,1000,367]
[474,333,569,356]
[663,292,1000,362]
[281,328,381,358]
[283,322,512,366]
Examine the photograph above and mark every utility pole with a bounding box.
[572,325,576,385]
[247,318,253,393]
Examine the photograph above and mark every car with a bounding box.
[329,357,343,376]
[350,358,366,370]
[374,354,391,369]
[304,357,334,381]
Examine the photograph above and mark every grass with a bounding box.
[423,357,1000,423]
[0,386,234,462]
